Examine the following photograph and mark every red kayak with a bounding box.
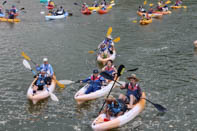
[81,8,92,15]
[97,9,108,14]
[46,5,54,10]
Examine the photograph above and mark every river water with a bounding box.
[0,0,197,130]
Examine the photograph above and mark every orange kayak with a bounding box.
[97,9,109,14]
[81,8,92,15]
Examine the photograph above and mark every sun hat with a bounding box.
[127,74,139,82]
[43,58,48,62]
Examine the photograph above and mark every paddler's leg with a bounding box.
[85,85,94,94]
[127,95,136,109]
[119,94,127,102]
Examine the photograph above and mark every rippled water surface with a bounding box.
[0,0,197,130]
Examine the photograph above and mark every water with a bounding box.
[0,0,197,130]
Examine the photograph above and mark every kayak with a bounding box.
[88,7,100,12]
[97,50,116,65]
[27,76,56,104]
[97,9,109,14]
[140,18,152,25]
[45,12,68,20]
[74,81,118,104]
[40,0,49,3]
[137,11,163,19]
[81,8,92,15]
[0,17,20,23]
[0,13,5,17]
[91,92,146,130]
[154,10,171,15]
[171,6,182,9]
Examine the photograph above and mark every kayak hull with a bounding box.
[0,18,20,22]
[74,81,118,104]
[81,9,92,15]
[91,92,146,130]
[97,9,109,14]
[45,12,68,20]
[154,10,171,15]
[137,11,163,19]
[140,19,152,25]
[27,76,56,104]
[171,6,182,9]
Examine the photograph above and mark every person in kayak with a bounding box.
[100,1,107,10]
[48,0,55,8]
[148,7,154,14]
[32,70,47,95]
[138,5,146,13]
[82,3,88,11]
[102,35,115,54]
[175,0,182,6]
[80,69,105,94]
[8,5,18,19]
[55,6,65,15]
[92,1,99,7]
[102,96,127,121]
[162,4,168,11]
[99,44,110,59]
[36,58,54,85]
[102,60,117,79]
[0,6,3,15]
[119,74,142,109]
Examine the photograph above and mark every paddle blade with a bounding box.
[117,65,125,77]
[49,92,59,101]
[59,80,75,85]
[88,50,95,54]
[153,103,167,112]
[21,52,31,61]
[56,80,65,88]
[132,20,137,23]
[74,2,78,5]
[144,0,147,5]
[106,27,112,37]
[127,68,138,72]
[23,59,32,70]
[165,1,171,4]
[2,1,7,5]
[100,71,114,80]
[183,6,187,9]
[113,37,120,43]
[149,3,154,7]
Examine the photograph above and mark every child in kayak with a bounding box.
[32,70,47,95]
[103,35,114,54]
[80,69,105,94]
[8,5,18,19]
[119,74,142,109]
[138,5,146,13]
[175,0,182,6]
[102,96,127,121]
[98,44,110,59]
[102,60,117,79]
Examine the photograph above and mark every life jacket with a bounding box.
[104,66,115,75]
[36,74,47,86]
[41,64,52,76]
[90,75,101,81]
[128,82,139,91]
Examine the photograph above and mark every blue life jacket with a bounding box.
[82,75,105,88]
[108,99,127,115]
[36,74,47,86]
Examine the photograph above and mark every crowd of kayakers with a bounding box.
[137,0,185,25]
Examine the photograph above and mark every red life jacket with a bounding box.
[90,75,101,81]
[104,66,115,72]
[128,82,139,91]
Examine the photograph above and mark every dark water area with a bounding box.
[0,0,197,130]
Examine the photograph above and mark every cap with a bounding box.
[93,69,99,74]
[43,58,48,62]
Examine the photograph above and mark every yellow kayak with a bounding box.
[140,18,152,25]
[0,17,20,23]
[88,0,114,11]
[88,7,100,11]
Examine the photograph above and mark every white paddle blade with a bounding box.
[49,92,59,102]
[59,80,75,85]
[23,59,32,70]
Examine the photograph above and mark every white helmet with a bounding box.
[43,58,48,62]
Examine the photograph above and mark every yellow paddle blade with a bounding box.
[88,50,95,54]
[149,3,154,6]
[113,37,120,43]
[144,0,147,5]
[165,1,171,4]
[21,52,31,61]
[106,27,112,37]
[132,20,137,23]
[56,79,65,88]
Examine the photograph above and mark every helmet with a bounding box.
[43,58,48,62]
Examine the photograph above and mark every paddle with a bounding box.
[23,59,59,102]
[59,80,80,85]
[143,0,147,5]
[106,27,112,37]
[101,71,167,112]
[74,2,81,7]
[99,64,125,114]
[88,37,120,54]
[21,52,65,88]
[2,1,7,5]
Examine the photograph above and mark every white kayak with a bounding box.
[91,92,146,130]
[97,50,116,65]
[45,12,68,20]
[74,81,118,104]
[27,77,56,104]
